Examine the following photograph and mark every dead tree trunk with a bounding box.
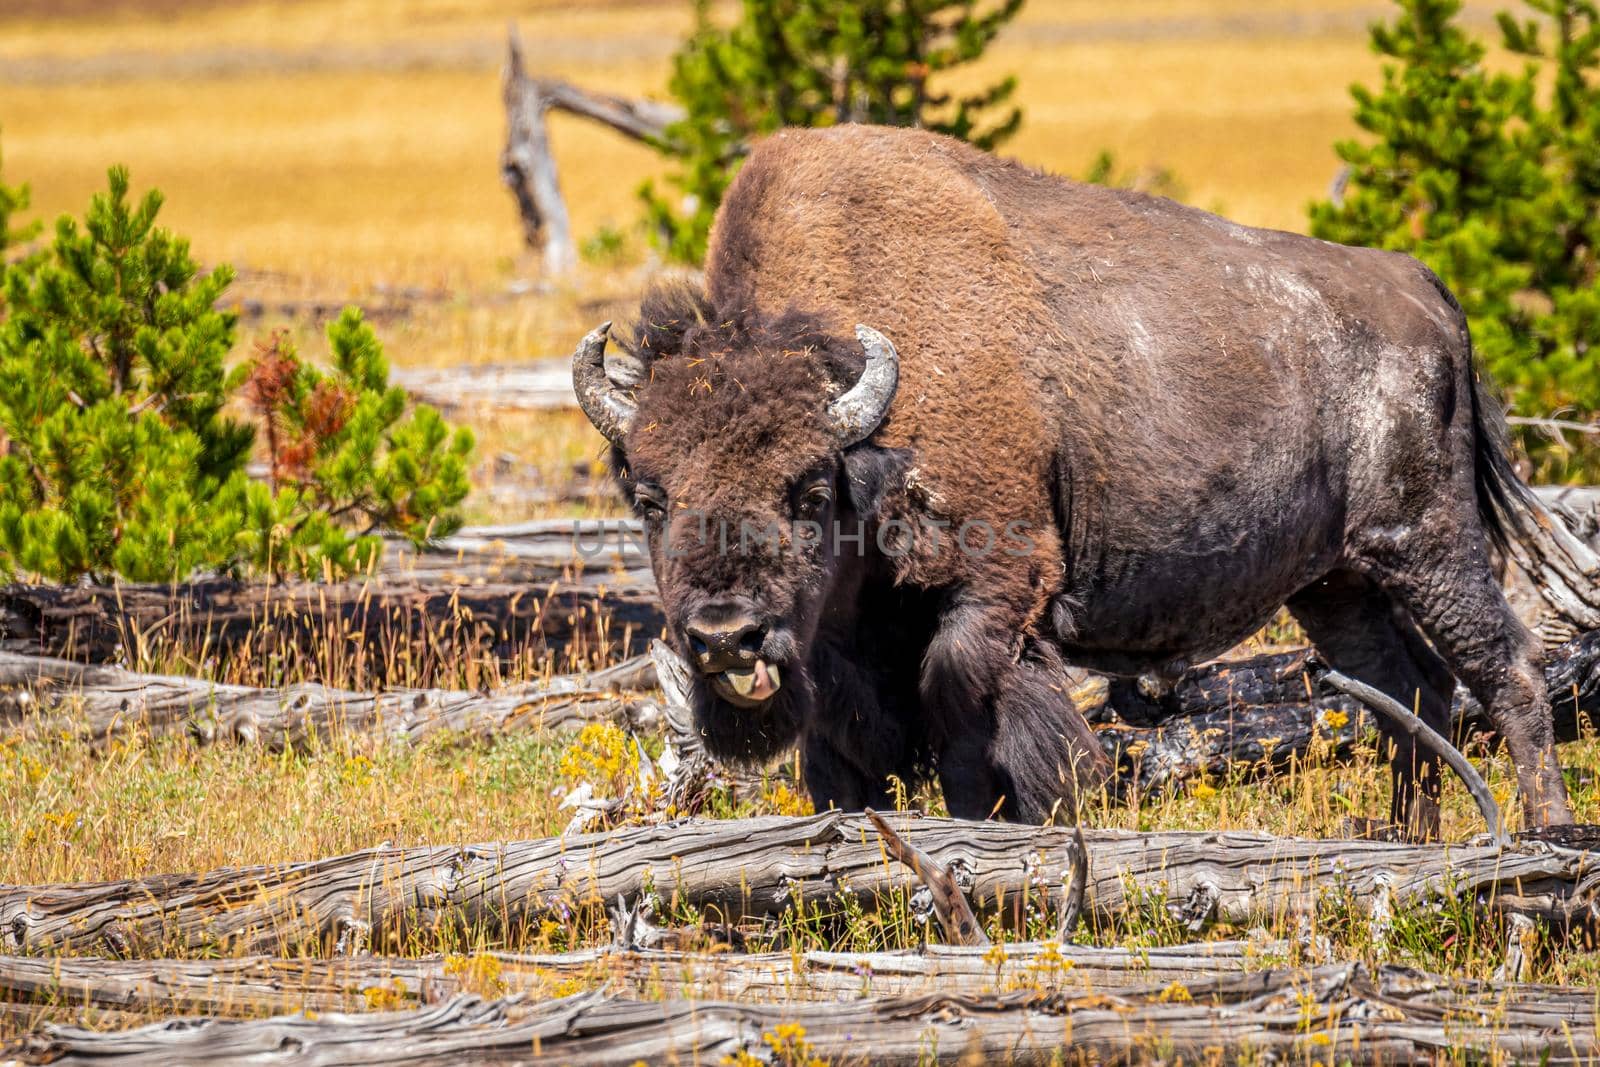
[0,940,1277,1024]
[18,963,1600,1065]
[3,813,1594,958]
[501,26,684,276]
[0,651,655,749]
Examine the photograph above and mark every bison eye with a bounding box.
[633,483,667,521]
[795,483,832,519]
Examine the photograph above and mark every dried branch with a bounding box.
[865,807,989,946]
[1323,669,1507,844]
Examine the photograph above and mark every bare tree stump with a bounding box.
[501,26,684,276]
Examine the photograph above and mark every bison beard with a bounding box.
[689,661,809,766]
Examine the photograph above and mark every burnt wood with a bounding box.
[0,576,660,684]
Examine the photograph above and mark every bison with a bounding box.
[572,124,1600,838]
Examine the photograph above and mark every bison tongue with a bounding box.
[723,660,782,701]
[750,659,780,700]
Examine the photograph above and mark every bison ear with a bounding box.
[825,325,899,447]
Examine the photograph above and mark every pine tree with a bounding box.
[1310,0,1600,479]
[0,157,475,583]
[0,138,39,262]
[0,167,256,582]
[239,311,474,575]
[643,0,1025,262]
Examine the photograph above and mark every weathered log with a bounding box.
[380,518,645,582]
[3,813,1595,958]
[0,939,1279,1024]
[0,650,655,749]
[501,26,685,276]
[1536,484,1600,549]
[390,361,575,414]
[17,962,1600,1065]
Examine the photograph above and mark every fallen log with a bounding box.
[0,651,655,749]
[16,962,1600,1065]
[390,362,575,414]
[1536,484,1600,548]
[379,518,645,582]
[0,939,1278,1024]
[2,813,1594,958]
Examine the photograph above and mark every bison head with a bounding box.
[571,293,899,764]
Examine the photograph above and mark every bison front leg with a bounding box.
[921,595,1110,822]
[802,733,898,812]
[800,641,919,813]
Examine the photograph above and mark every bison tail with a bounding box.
[1470,369,1600,633]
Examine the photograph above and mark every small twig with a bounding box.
[1323,670,1507,845]
[125,391,167,417]
[1058,824,1089,940]
[1507,415,1600,436]
[1496,911,1539,982]
[864,808,989,947]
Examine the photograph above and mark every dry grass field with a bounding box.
[6,0,1600,1054]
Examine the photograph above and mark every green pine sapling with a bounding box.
[643,0,1025,262]
[240,312,474,578]
[0,154,474,583]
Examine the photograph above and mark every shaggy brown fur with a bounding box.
[589,124,1597,833]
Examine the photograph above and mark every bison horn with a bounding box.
[571,321,636,447]
[826,325,899,447]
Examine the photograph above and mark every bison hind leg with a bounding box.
[990,640,1112,824]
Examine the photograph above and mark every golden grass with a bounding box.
[0,0,1427,481]
[0,0,1420,287]
[0,70,668,291]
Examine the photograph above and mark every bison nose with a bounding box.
[683,612,766,673]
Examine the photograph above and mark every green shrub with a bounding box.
[0,160,473,583]
[1310,0,1600,479]
[239,314,474,575]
